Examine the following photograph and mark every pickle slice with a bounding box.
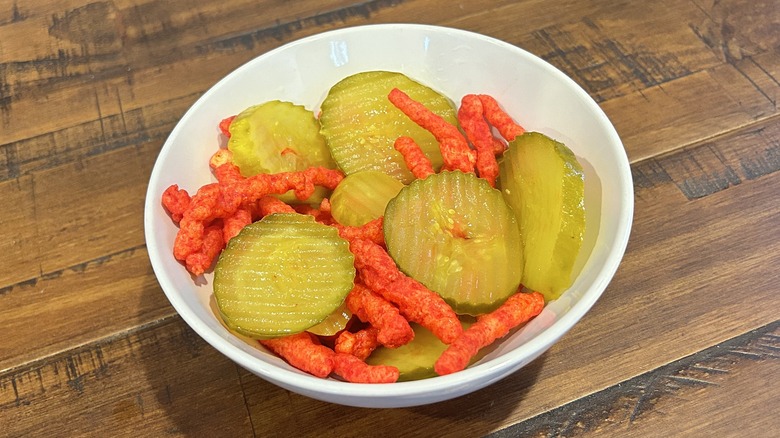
[227,100,337,204]
[366,321,479,381]
[330,170,405,226]
[319,71,456,183]
[384,171,523,315]
[214,213,355,339]
[499,132,585,301]
[306,302,352,337]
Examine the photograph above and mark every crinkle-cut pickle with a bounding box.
[330,170,405,227]
[366,321,476,381]
[319,71,457,184]
[498,131,585,301]
[213,213,355,339]
[227,100,337,204]
[384,171,523,315]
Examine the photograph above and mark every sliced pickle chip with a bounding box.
[319,71,456,183]
[384,171,523,315]
[214,213,355,339]
[330,170,405,227]
[366,320,480,381]
[499,132,585,301]
[227,100,336,204]
[306,302,353,337]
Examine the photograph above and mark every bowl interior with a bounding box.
[144,24,633,408]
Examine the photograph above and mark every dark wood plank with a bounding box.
[488,321,780,437]
[0,318,253,437]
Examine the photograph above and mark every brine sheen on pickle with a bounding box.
[366,322,474,381]
[384,171,523,315]
[214,213,355,339]
[330,170,405,226]
[227,100,337,204]
[319,71,457,183]
[499,132,585,301]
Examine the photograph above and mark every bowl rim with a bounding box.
[144,22,634,406]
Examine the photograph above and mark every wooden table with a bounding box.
[2,0,778,436]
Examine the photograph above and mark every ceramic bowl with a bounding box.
[144,23,633,408]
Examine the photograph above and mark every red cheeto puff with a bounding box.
[476,94,525,142]
[387,88,475,174]
[219,115,236,138]
[261,332,399,383]
[334,217,385,246]
[458,95,500,187]
[332,352,399,384]
[434,291,545,376]
[348,238,463,345]
[260,332,335,378]
[334,327,381,360]
[346,283,414,348]
[394,136,435,180]
[161,185,191,224]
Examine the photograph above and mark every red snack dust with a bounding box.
[260,332,334,378]
[219,115,236,137]
[161,185,191,224]
[346,283,414,348]
[348,238,463,344]
[434,291,545,376]
[394,136,435,179]
[477,94,525,142]
[332,352,399,383]
[387,88,475,174]
[334,326,381,360]
[458,95,500,187]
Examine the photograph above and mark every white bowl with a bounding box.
[144,24,633,408]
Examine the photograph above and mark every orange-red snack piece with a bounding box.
[256,195,296,216]
[183,222,225,276]
[334,326,381,360]
[295,199,335,225]
[162,185,191,224]
[260,332,335,378]
[334,217,385,246]
[476,94,525,142]
[332,352,399,383]
[348,238,463,344]
[387,88,475,174]
[210,149,244,184]
[346,283,413,348]
[222,207,252,242]
[434,291,545,376]
[458,94,500,187]
[394,136,435,179]
[219,115,236,137]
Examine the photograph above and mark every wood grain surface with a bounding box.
[1,0,778,436]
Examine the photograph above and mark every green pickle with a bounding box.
[214,213,355,339]
[384,171,524,315]
[499,132,586,301]
[319,71,457,184]
[330,170,405,226]
[227,100,337,204]
[366,321,478,381]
